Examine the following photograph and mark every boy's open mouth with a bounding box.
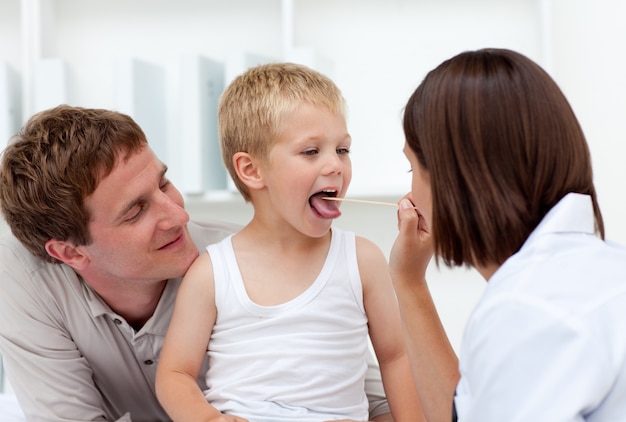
[309,190,341,219]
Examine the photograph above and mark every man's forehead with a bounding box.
[86,147,165,221]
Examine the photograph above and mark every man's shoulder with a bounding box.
[188,219,241,249]
[0,231,75,305]
[0,231,48,274]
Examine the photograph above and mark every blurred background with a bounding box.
[0,1,625,384]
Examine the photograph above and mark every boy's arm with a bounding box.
[156,252,236,421]
[364,348,392,420]
[370,415,394,422]
[357,236,426,422]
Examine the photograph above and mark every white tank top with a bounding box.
[204,227,369,421]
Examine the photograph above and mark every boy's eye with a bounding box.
[302,149,318,156]
[337,148,350,155]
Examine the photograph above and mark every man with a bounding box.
[0,106,391,421]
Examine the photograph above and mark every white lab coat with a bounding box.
[455,193,626,421]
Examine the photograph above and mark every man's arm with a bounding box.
[0,280,120,421]
[0,238,131,421]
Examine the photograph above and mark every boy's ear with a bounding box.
[45,239,89,271]
[233,152,265,190]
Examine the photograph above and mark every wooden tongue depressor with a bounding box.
[320,196,400,207]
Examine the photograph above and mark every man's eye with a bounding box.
[160,179,171,191]
[126,204,146,222]
[126,213,140,223]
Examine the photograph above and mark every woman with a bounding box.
[391,48,626,421]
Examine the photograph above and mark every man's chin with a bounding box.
[153,245,198,280]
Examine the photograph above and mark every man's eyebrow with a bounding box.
[114,164,168,223]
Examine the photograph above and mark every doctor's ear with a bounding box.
[45,239,89,270]
[233,152,265,190]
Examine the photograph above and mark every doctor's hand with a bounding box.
[389,195,433,289]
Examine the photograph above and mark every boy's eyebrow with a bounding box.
[114,164,168,223]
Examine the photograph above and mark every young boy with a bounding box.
[156,63,423,421]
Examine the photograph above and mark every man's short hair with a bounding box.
[0,105,148,262]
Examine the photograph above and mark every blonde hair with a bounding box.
[218,62,346,201]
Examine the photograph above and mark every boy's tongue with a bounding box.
[309,193,341,219]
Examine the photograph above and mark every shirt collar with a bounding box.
[82,275,181,336]
[82,278,112,318]
[488,193,597,285]
[525,192,596,245]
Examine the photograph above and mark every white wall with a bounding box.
[0,0,625,361]
[548,0,626,246]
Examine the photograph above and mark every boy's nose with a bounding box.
[323,153,344,175]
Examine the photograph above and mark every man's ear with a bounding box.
[233,152,265,190]
[45,239,89,271]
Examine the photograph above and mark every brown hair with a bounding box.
[0,105,147,263]
[218,62,346,201]
[403,48,604,268]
